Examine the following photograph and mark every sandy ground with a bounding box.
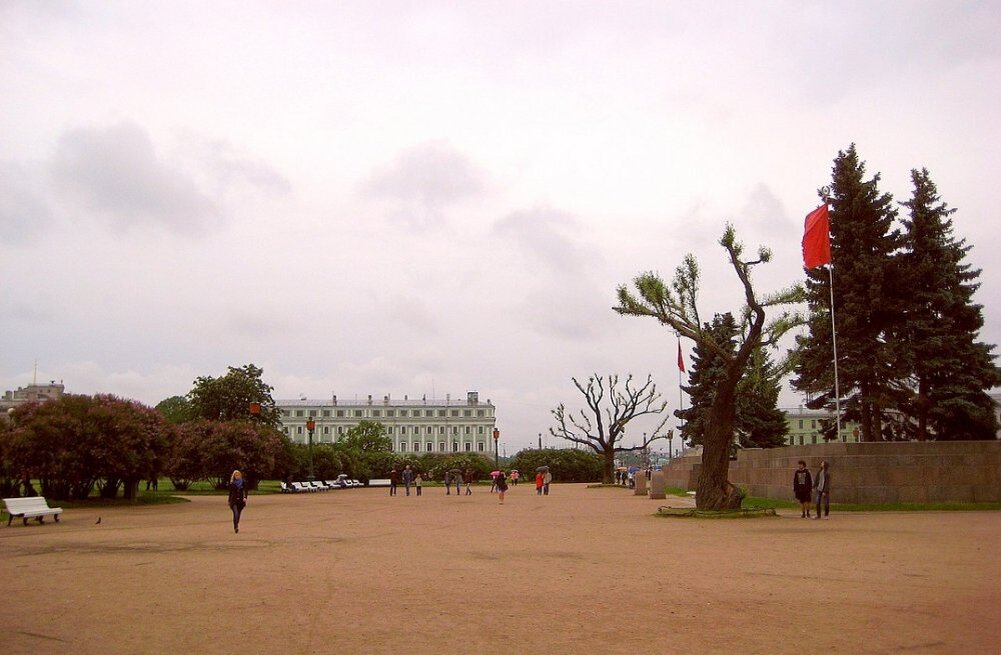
[2,483,999,655]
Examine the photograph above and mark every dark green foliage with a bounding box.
[895,168,1000,439]
[677,313,738,447]
[509,448,603,483]
[154,395,196,424]
[735,347,790,448]
[187,364,281,428]
[793,145,903,441]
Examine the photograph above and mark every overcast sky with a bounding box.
[2,1,999,452]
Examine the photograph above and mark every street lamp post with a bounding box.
[493,428,500,468]
[668,429,674,461]
[306,418,316,480]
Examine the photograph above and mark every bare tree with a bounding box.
[614,225,803,510]
[551,374,670,483]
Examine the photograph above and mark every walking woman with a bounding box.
[228,470,248,533]
[496,470,509,505]
[814,461,831,519]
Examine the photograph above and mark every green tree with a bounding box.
[793,145,904,442]
[676,313,739,448]
[550,374,670,485]
[895,168,1001,439]
[735,347,790,448]
[509,448,602,483]
[187,364,281,428]
[155,395,196,424]
[615,225,803,509]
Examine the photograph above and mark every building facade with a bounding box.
[782,406,861,445]
[1,381,65,415]
[276,391,497,454]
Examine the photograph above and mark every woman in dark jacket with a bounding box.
[228,470,248,533]
[496,470,508,505]
[814,461,831,519]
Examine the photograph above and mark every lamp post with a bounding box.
[305,418,315,480]
[248,402,261,418]
[493,427,500,468]
[668,429,674,461]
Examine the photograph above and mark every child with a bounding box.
[415,472,423,497]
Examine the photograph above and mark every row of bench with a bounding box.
[280,479,364,493]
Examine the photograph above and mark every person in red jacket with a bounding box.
[535,471,544,495]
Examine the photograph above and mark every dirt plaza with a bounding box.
[2,483,999,655]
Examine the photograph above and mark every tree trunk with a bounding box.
[602,448,615,484]
[695,385,745,510]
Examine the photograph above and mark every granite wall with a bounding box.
[661,441,1001,504]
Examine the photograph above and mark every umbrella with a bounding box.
[490,470,500,476]
[535,466,549,472]
[448,468,463,475]
[627,466,639,473]
[616,466,628,471]
[510,469,519,473]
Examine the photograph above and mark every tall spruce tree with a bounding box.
[678,313,789,449]
[895,168,1000,439]
[676,313,738,447]
[735,347,789,448]
[792,145,905,441]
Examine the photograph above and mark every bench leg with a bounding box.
[6,514,12,527]
[23,517,28,527]
[37,516,44,524]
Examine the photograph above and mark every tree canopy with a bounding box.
[187,364,281,428]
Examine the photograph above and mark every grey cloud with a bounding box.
[175,132,292,197]
[51,121,221,235]
[0,161,54,245]
[492,206,597,275]
[360,141,487,229]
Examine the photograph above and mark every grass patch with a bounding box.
[828,501,1001,512]
[656,506,777,519]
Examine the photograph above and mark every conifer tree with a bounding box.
[735,347,789,448]
[676,313,738,447]
[793,145,904,441]
[895,168,1000,439]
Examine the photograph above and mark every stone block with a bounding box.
[633,474,647,495]
[648,472,666,500]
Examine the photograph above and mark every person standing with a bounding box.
[463,468,473,495]
[535,471,544,495]
[415,472,423,497]
[496,470,508,505]
[403,465,414,496]
[793,460,813,518]
[228,470,248,534]
[543,470,552,496]
[454,471,462,495]
[444,470,451,495]
[389,468,399,496]
[814,461,831,519]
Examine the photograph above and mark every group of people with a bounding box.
[793,460,832,519]
[388,465,424,496]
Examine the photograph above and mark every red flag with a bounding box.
[802,204,832,268]
[677,340,685,373]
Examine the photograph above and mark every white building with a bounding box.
[782,405,861,445]
[276,391,497,454]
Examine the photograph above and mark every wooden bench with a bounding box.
[3,497,63,526]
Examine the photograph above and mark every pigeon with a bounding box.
[95,517,101,524]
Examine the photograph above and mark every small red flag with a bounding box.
[677,340,685,373]
[802,204,832,268]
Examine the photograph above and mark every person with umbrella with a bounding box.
[543,468,553,495]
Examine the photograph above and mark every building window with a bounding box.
[463,410,471,417]
[439,442,446,452]
[338,426,344,435]
[399,410,408,417]
[323,426,329,435]
[387,427,394,435]
[337,410,345,417]
[452,442,459,452]
[401,427,407,435]
[478,426,484,434]
[426,442,433,452]
[464,426,471,435]
[296,410,304,417]
[386,410,395,417]
[400,442,407,452]
[810,420,816,429]
[477,410,484,417]
[425,426,431,435]
[354,410,363,418]
[322,410,330,417]
[372,410,381,417]
[798,419,803,429]
[439,426,445,435]
[438,410,446,417]
[309,410,316,417]
[451,409,459,417]
[477,442,485,452]
[464,442,471,452]
[296,426,303,434]
[426,410,434,417]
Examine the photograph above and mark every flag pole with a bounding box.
[827,263,843,440]
[818,188,843,442]
[676,333,685,458]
